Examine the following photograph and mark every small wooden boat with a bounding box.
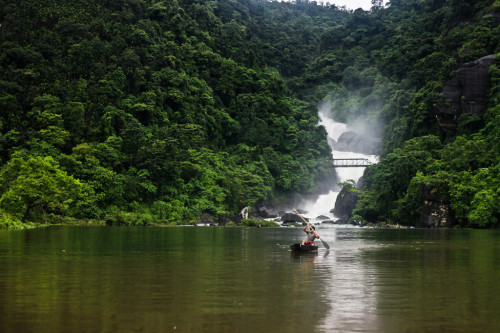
[289,243,318,252]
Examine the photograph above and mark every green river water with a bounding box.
[1,226,500,332]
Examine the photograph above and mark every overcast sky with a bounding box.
[330,0,376,10]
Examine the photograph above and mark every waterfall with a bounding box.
[301,110,378,222]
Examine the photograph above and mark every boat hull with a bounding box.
[289,243,318,252]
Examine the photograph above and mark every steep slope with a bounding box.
[298,0,500,227]
[0,0,344,224]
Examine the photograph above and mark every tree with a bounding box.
[29,94,70,148]
[0,156,83,222]
[371,0,384,11]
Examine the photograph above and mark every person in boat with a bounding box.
[302,224,320,246]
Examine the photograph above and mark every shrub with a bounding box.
[240,218,278,227]
[0,211,35,229]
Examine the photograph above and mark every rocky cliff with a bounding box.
[332,177,365,219]
[435,54,496,130]
[333,186,359,219]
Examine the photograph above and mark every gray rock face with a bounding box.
[417,183,455,228]
[355,176,365,190]
[332,177,365,219]
[484,11,500,25]
[435,54,496,130]
[332,131,380,155]
[256,206,279,218]
[333,186,359,219]
[199,213,215,225]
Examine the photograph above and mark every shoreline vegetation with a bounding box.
[0,214,280,230]
[0,215,415,231]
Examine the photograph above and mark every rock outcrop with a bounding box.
[198,213,216,225]
[435,54,496,130]
[332,131,380,155]
[332,177,365,219]
[417,183,455,228]
[484,11,500,26]
[333,186,359,219]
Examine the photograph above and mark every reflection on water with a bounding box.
[317,238,380,332]
[1,227,500,332]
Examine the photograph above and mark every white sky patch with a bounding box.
[278,0,387,11]
[329,0,379,10]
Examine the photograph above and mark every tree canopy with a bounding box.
[0,0,344,225]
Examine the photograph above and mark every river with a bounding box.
[1,226,500,332]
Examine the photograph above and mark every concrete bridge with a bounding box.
[332,158,373,167]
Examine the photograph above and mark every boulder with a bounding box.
[316,215,330,221]
[281,213,307,224]
[333,217,350,225]
[198,213,215,225]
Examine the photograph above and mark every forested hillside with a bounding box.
[297,0,499,228]
[0,0,347,226]
[1,0,499,228]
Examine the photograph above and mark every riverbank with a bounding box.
[0,215,279,230]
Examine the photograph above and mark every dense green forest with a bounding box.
[311,0,500,228]
[0,0,499,228]
[0,0,345,227]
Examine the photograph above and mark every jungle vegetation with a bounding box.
[0,0,499,228]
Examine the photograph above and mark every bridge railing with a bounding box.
[332,158,373,167]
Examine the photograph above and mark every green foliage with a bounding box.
[0,156,83,222]
[350,214,366,225]
[408,82,444,137]
[104,208,156,226]
[392,172,449,226]
[338,179,359,193]
[354,135,442,222]
[0,210,37,229]
[301,0,500,228]
[457,114,484,136]
[240,218,277,227]
[447,165,500,228]
[0,0,340,224]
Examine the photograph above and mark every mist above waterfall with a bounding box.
[321,101,383,143]
[299,102,379,221]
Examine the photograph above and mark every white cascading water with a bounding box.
[301,110,378,222]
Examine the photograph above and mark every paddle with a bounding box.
[294,209,330,250]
